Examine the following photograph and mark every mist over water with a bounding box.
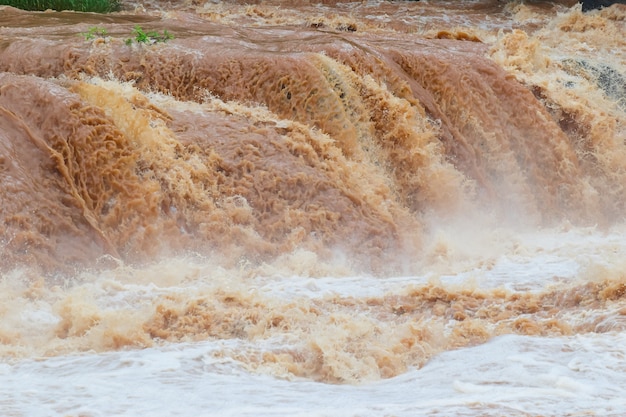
[1,0,626,415]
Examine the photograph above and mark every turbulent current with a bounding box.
[1,0,626,415]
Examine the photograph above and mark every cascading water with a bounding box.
[0,1,625,415]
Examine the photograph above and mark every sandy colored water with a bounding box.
[0,0,625,415]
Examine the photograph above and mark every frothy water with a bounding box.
[1,0,626,415]
[4,333,626,416]
[3,225,626,415]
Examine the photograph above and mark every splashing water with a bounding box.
[0,0,625,415]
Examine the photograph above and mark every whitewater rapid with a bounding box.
[3,224,626,416]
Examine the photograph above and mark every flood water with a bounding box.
[0,0,626,415]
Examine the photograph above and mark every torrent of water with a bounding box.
[0,1,626,415]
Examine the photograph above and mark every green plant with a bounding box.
[79,25,174,46]
[130,25,174,44]
[81,26,107,41]
[0,0,120,13]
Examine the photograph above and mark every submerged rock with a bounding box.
[562,59,626,109]
[579,0,626,11]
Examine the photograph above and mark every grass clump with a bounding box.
[0,0,120,13]
[81,26,107,40]
[80,25,175,46]
[125,25,174,45]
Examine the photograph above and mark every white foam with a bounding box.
[2,332,626,416]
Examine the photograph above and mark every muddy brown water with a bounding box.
[0,0,625,384]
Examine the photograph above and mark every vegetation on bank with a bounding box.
[0,0,120,13]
